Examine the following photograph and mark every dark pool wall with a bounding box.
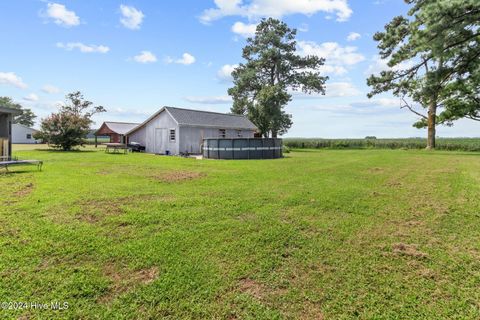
[203,138,283,159]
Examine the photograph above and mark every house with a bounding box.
[126,106,257,155]
[0,106,21,159]
[95,122,140,144]
[12,123,39,144]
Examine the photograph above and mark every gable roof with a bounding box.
[98,122,140,135]
[0,106,22,115]
[127,106,257,134]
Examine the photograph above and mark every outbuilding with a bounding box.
[0,106,21,159]
[126,106,257,155]
[95,121,139,144]
[12,123,39,144]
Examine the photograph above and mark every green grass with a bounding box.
[284,137,480,151]
[1,145,480,319]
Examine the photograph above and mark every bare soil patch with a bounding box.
[150,170,205,183]
[392,243,428,259]
[238,278,264,299]
[14,183,34,197]
[99,264,159,303]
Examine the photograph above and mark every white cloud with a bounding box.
[165,53,196,65]
[350,98,401,108]
[326,82,362,97]
[364,55,414,76]
[291,81,362,98]
[184,95,232,104]
[297,41,365,75]
[347,32,361,41]
[133,51,157,63]
[23,93,39,102]
[231,21,257,37]
[119,5,144,30]
[56,42,110,53]
[217,64,238,82]
[200,0,352,24]
[44,2,80,27]
[42,84,61,94]
[0,72,28,89]
[298,23,309,32]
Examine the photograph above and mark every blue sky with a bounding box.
[0,0,478,137]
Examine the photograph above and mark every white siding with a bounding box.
[128,110,179,154]
[127,109,256,155]
[12,124,39,144]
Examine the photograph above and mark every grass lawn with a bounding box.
[1,146,480,319]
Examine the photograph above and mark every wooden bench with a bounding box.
[0,159,43,172]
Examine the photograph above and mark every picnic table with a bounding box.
[104,143,129,154]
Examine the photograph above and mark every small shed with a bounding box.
[0,106,21,159]
[12,124,39,144]
[95,122,139,144]
[126,106,257,155]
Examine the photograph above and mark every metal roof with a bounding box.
[0,106,22,115]
[103,122,140,135]
[127,106,257,134]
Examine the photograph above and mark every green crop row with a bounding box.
[283,138,480,151]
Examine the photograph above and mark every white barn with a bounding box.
[12,123,39,144]
[126,106,257,155]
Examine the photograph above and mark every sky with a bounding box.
[0,0,478,138]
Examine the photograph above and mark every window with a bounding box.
[169,129,176,142]
[219,129,226,138]
[236,130,242,138]
[26,134,32,139]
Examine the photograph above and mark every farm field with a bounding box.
[284,137,480,151]
[1,146,480,319]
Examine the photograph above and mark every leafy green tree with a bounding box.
[228,18,328,137]
[438,74,480,123]
[34,91,106,151]
[0,96,37,127]
[367,0,480,149]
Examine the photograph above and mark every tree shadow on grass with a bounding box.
[0,168,42,175]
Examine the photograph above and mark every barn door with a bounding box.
[154,128,167,154]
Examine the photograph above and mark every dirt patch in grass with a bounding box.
[74,194,173,223]
[392,243,428,259]
[99,264,159,303]
[238,278,265,299]
[367,167,384,174]
[14,183,34,197]
[150,170,205,183]
[76,199,125,223]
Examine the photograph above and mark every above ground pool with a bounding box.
[202,138,282,159]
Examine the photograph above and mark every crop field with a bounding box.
[284,137,480,152]
[1,145,480,319]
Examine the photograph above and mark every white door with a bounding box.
[154,128,167,154]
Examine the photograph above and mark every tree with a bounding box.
[34,91,106,151]
[228,18,328,137]
[438,74,480,123]
[367,0,480,149]
[0,96,37,127]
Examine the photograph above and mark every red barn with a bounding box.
[96,122,139,144]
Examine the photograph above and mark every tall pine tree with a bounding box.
[367,0,480,149]
[228,18,328,137]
